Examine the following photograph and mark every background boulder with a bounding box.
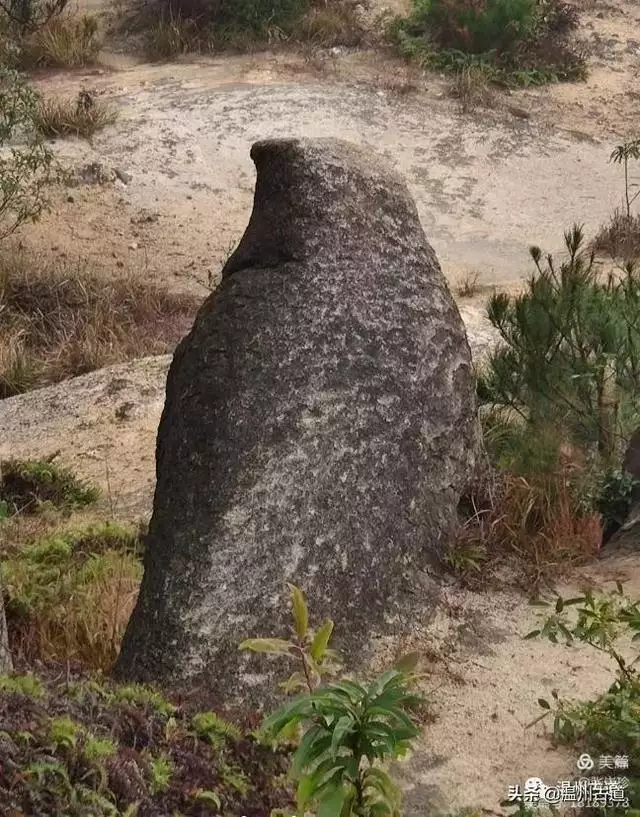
[114,137,477,707]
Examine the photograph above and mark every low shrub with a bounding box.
[24,13,101,67]
[389,0,586,86]
[34,91,118,139]
[0,10,101,69]
[527,586,640,811]
[478,226,640,459]
[592,210,640,262]
[2,523,142,668]
[0,67,53,242]
[0,457,99,517]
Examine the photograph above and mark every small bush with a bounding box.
[407,0,538,55]
[2,523,143,668]
[0,457,99,516]
[144,0,309,46]
[145,10,201,59]
[34,91,117,139]
[478,226,640,458]
[293,2,366,49]
[0,251,200,398]
[592,210,640,262]
[24,13,100,67]
[389,0,586,86]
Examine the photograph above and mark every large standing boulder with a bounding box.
[114,137,477,707]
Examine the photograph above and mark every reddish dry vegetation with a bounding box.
[0,665,295,816]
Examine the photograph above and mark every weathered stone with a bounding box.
[114,137,477,707]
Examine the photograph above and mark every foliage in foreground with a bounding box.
[527,585,640,812]
[0,67,53,241]
[242,584,425,817]
[389,0,586,86]
[0,671,294,816]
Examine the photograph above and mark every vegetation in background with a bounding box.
[389,0,586,87]
[140,0,366,59]
[593,138,640,262]
[0,1,100,68]
[448,223,640,586]
[478,226,640,458]
[526,586,640,811]
[0,252,200,398]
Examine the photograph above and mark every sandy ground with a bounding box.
[2,0,640,813]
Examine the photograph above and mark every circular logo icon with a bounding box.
[577,754,594,771]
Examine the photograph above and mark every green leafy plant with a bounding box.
[0,66,53,240]
[240,583,343,694]
[525,586,639,809]
[263,668,423,817]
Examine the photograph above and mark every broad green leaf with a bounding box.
[238,638,294,654]
[317,783,348,817]
[292,729,332,776]
[330,715,355,752]
[310,619,334,661]
[538,698,551,710]
[523,629,541,639]
[326,679,366,704]
[288,584,309,640]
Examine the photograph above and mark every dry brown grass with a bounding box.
[451,467,602,588]
[34,91,118,139]
[448,63,496,112]
[2,521,144,670]
[24,14,101,68]
[0,251,201,399]
[592,209,640,261]
[455,271,482,297]
[145,10,202,59]
[294,2,366,49]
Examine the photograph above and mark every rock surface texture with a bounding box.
[114,138,477,706]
